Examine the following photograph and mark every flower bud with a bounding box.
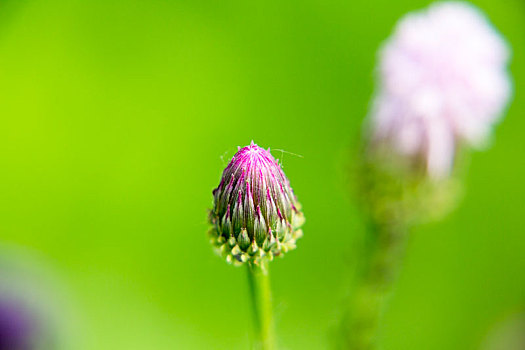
[209,141,304,265]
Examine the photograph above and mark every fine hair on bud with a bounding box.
[209,141,304,265]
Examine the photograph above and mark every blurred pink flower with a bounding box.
[369,2,511,178]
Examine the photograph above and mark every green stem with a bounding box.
[339,221,408,349]
[247,260,276,350]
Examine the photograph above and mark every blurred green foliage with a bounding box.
[0,0,524,349]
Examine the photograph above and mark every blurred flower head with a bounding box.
[209,141,304,265]
[0,245,75,350]
[368,1,511,178]
[0,297,37,350]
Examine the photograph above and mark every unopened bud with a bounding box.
[209,141,304,265]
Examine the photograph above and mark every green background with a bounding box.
[0,0,524,349]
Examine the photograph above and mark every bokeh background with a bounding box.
[0,0,524,349]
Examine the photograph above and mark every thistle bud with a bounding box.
[209,141,304,265]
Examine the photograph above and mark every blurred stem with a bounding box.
[340,219,408,349]
[247,260,276,350]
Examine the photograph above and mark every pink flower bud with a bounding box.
[209,142,304,265]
